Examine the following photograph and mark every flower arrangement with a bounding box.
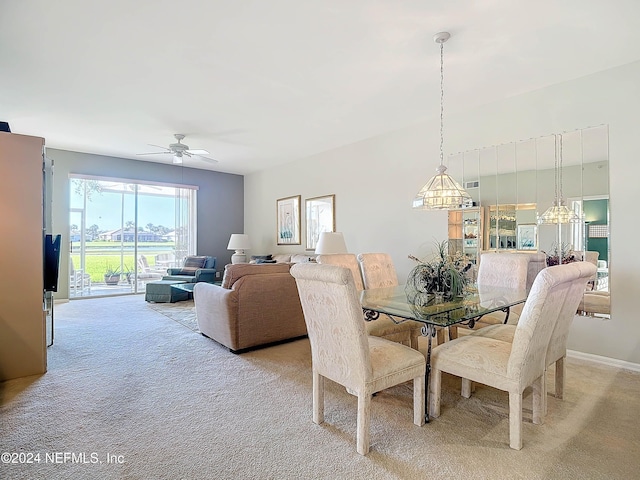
[406,240,473,301]
[543,242,577,266]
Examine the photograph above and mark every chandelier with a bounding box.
[413,32,472,210]
[537,133,580,224]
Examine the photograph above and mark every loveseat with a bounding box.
[193,262,307,352]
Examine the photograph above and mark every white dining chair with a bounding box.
[357,253,425,348]
[317,253,421,348]
[291,263,426,455]
[429,263,588,450]
[466,261,596,415]
[450,252,529,339]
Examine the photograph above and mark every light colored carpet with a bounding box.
[1,295,639,479]
[146,299,198,333]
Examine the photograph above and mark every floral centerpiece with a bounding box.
[543,242,578,266]
[406,240,473,301]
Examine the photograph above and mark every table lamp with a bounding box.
[314,232,348,254]
[227,234,251,264]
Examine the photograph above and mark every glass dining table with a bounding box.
[360,284,528,422]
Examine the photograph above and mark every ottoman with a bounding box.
[145,280,189,303]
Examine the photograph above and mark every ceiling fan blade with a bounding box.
[137,151,170,156]
[195,155,219,164]
[186,149,209,155]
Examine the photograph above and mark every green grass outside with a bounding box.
[71,253,172,282]
[71,255,136,282]
[70,241,176,282]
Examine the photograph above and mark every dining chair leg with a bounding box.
[414,376,425,426]
[356,393,371,455]
[313,370,324,425]
[509,391,523,450]
[532,375,544,425]
[410,332,420,350]
[461,378,472,398]
[429,369,442,418]
[555,356,566,400]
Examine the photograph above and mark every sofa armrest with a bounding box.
[166,267,182,275]
[193,282,239,349]
[195,268,217,283]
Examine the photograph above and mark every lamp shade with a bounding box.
[314,232,348,254]
[413,164,473,210]
[227,234,251,250]
[537,202,580,225]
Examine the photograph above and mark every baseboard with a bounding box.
[567,349,640,373]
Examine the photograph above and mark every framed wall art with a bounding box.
[305,194,335,251]
[517,223,538,250]
[276,195,301,245]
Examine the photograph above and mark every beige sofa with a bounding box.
[193,263,307,352]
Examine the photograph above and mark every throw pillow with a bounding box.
[250,254,273,261]
[183,256,208,269]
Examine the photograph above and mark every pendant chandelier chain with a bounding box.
[559,133,564,203]
[439,40,445,166]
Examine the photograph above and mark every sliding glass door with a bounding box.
[69,175,197,298]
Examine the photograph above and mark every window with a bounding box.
[69,175,197,297]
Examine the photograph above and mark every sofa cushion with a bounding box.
[290,254,317,264]
[272,254,292,263]
[221,262,293,289]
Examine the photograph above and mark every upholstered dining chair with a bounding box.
[465,261,596,415]
[290,263,426,455]
[429,263,588,450]
[450,252,530,339]
[356,253,425,348]
[317,254,421,349]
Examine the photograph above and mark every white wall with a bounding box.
[245,60,640,364]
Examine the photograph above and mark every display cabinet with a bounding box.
[485,203,537,252]
[448,207,483,265]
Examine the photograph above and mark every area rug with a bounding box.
[146,299,199,332]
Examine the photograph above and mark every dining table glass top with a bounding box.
[360,284,528,328]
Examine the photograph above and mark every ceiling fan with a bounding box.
[137,134,218,164]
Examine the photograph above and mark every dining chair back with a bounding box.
[316,254,364,290]
[356,252,399,289]
[449,252,530,338]
[291,263,426,455]
[356,252,424,348]
[318,253,421,349]
[430,262,586,449]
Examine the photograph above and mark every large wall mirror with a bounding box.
[448,125,610,314]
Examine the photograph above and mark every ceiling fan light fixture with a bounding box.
[136,133,219,164]
[412,31,472,211]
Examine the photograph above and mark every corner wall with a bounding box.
[245,60,640,364]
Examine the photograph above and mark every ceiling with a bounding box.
[2,1,640,175]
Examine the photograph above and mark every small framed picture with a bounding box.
[276,195,301,245]
[305,194,335,251]
[517,224,538,250]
